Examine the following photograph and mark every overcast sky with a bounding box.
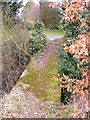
[22,0,63,5]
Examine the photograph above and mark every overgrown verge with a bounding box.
[2,23,30,93]
[1,4,47,95]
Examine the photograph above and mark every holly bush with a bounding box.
[28,20,47,55]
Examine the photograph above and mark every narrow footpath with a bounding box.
[0,38,71,118]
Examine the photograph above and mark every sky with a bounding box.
[21,0,63,5]
[33,0,63,4]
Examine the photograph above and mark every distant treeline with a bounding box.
[40,0,61,29]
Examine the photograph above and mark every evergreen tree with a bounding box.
[0,0,23,28]
[29,20,47,55]
[40,0,61,29]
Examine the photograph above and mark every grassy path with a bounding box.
[45,29,65,35]
[44,29,65,41]
[19,40,60,101]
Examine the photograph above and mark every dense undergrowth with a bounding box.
[49,0,89,118]
[2,13,47,93]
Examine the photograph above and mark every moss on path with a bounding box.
[19,39,62,101]
[19,52,60,101]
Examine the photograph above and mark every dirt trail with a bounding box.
[34,40,58,68]
[0,40,63,118]
[45,34,64,41]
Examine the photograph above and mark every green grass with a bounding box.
[45,29,65,35]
